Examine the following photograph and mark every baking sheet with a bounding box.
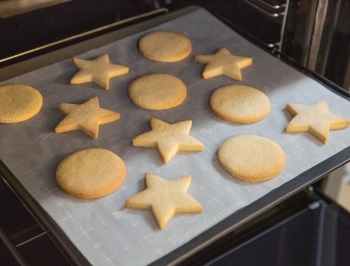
[1,8,350,266]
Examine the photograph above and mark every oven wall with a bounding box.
[282,0,350,92]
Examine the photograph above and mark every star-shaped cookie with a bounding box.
[125,173,203,229]
[286,101,350,143]
[55,97,120,139]
[70,54,129,90]
[132,117,204,163]
[194,48,252,81]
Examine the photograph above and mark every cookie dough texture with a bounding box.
[218,135,285,182]
[0,84,42,123]
[138,31,191,62]
[56,148,126,199]
[128,74,187,110]
[210,85,270,123]
[125,173,203,229]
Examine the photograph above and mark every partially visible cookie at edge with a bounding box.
[0,84,42,123]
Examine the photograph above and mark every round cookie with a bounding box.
[218,135,285,182]
[56,148,126,199]
[210,85,270,123]
[128,74,187,110]
[138,31,191,62]
[0,84,42,123]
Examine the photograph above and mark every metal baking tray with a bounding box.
[1,6,350,266]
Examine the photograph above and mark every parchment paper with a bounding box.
[1,9,350,266]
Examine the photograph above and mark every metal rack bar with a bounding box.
[242,0,285,17]
[254,0,286,9]
[278,0,290,52]
[0,8,168,64]
[0,226,27,266]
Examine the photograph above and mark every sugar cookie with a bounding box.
[132,117,204,163]
[70,54,129,90]
[218,135,285,182]
[286,101,350,143]
[210,85,270,123]
[56,148,126,199]
[55,97,120,139]
[138,31,191,62]
[125,173,202,229]
[128,74,186,110]
[0,84,42,123]
[194,48,252,81]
